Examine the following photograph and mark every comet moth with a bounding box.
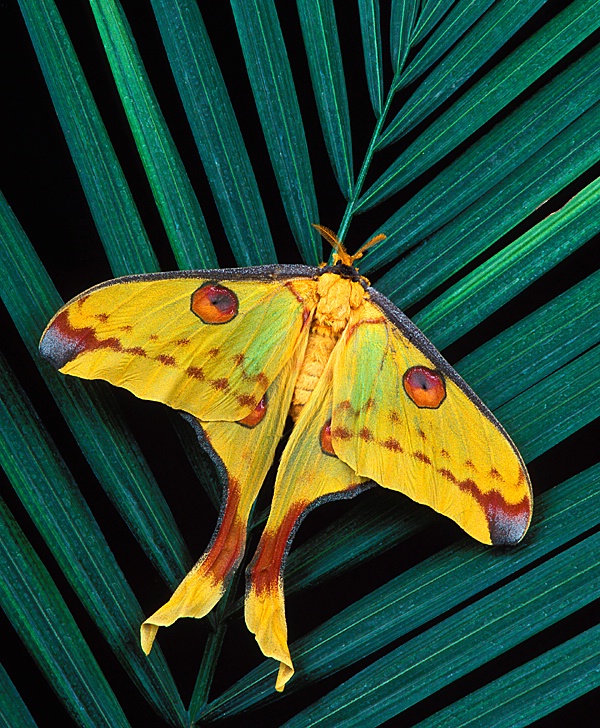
[39,225,532,691]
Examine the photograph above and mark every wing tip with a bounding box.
[39,311,81,369]
[488,499,532,546]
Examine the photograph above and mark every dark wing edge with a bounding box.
[64,264,320,305]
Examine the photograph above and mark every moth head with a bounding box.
[312,224,386,269]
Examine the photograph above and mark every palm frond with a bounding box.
[1,0,598,725]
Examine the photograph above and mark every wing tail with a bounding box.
[245,361,368,690]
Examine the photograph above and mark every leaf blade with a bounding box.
[456,269,600,412]
[0,354,187,725]
[410,0,458,46]
[498,344,600,463]
[150,0,277,266]
[0,498,132,728]
[412,174,600,349]
[0,190,191,589]
[402,0,495,84]
[362,0,600,216]
[281,529,600,727]
[358,0,384,117]
[17,0,158,276]
[417,622,600,727]
[376,100,600,306]
[297,0,354,198]
[0,662,38,728]
[361,41,600,272]
[390,0,418,77]
[231,0,321,264]
[378,0,549,150]
[89,0,217,270]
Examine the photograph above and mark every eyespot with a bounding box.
[320,419,335,456]
[238,395,267,427]
[403,366,446,408]
[191,283,238,324]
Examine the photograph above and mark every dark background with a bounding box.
[1,1,599,726]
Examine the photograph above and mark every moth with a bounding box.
[39,225,532,691]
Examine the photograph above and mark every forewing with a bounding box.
[40,268,318,422]
[330,295,532,546]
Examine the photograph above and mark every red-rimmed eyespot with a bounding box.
[191,283,238,324]
[403,366,446,409]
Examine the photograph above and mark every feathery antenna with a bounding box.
[312,224,385,267]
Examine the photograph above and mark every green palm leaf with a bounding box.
[1,0,598,725]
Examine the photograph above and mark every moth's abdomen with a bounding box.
[290,273,366,421]
[290,322,339,420]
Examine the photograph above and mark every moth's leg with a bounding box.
[245,368,369,691]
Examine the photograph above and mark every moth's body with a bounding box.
[290,271,368,420]
[39,228,532,693]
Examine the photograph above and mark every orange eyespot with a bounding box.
[191,283,238,324]
[320,420,335,456]
[239,396,267,427]
[403,366,446,409]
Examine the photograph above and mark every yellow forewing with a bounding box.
[330,300,532,546]
[40,275,317,422]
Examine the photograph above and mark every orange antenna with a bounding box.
[354,233,386,259]
[312,224,386,267]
